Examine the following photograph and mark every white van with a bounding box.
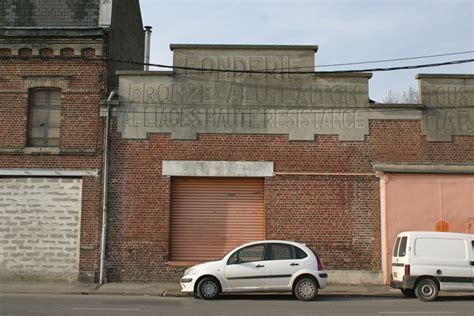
[390,231,474,301]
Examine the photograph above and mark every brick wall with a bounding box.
[105,119,474,282]
[0,55,106,282]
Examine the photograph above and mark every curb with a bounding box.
[161,289,190,297]
[159,289,401,298]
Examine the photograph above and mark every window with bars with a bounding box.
[28,89,61,147]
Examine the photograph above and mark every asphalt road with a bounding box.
[1,293,473,316]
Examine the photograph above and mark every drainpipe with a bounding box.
[99,90,116,284]
[144,26,152,71]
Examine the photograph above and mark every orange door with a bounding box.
[170,177,265,261]
[383,174,474,283]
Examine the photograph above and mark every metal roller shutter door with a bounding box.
[170,177,264,261]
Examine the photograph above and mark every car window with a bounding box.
[227,244,265,265]
[294,246,308,259]
[393,237,401,257]
[398,236,408,257]
[268,243,294,260]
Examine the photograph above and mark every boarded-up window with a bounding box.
[28,89,61,147]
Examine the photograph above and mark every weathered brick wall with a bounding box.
[0,56,106,282]
[265,175,380,271]
[105,119,474,282]
[0,57,106,150]
[0,177,82,282]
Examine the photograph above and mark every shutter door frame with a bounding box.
[170,177,265,262]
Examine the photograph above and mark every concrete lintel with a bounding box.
[373,163,474,174]
[162,161,274,177]
[0,168,99,177]
[170,44,319,52]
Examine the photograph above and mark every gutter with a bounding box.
[99,90,116,284]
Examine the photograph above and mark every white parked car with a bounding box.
[180,240,327,301]
[391,231,474,301]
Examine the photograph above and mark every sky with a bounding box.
[139,0,473,102]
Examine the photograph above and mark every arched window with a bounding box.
[28,89,61,147]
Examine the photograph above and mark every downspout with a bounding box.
[99,90,116,284]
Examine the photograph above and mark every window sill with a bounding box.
[0,147,97,156]
[24,147,60,155]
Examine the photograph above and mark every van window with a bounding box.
[414,238,466,260]
[393,237,401,257]
[398,237,408,257]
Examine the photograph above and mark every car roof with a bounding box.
[239,240,307,247]
[397,231,473,239]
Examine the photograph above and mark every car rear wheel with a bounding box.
[294,277,318,301]
[415,278,439,301]
[196,277,220,300]
[401,289,416,298]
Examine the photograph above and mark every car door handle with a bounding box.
[255,264,265,268]
[290,263,299,266]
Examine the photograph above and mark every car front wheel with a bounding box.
[294,277,318,301]
[415,278,439,301]
[196,277,220,300]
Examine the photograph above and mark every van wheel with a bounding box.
[401,289,416,298]
[415,278,439,301]
[294,277,318,301]
[196,277,220,300]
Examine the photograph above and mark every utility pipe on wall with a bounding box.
[144,26,152,71]
[99,90,116,284]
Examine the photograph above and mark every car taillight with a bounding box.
[316,256,324,271]
[404,264,410,276]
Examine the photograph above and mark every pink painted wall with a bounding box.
[384,174,474,282]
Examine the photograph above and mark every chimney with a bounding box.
[144,26,152,71]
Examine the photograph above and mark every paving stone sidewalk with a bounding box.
[0,282,401,297]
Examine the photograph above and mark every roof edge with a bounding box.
[170,44,319,52]
[416,73,474,80]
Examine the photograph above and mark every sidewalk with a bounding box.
[0,282,401,297]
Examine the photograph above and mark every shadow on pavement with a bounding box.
[215,293,403,302]
[213,293,474,302]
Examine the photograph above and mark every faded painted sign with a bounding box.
[419,75,474,141]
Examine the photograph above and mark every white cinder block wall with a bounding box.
[0,177,82,282]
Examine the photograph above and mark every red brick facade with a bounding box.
[105,118,474,281]
[0,54,107,281]
[0,0,144,282]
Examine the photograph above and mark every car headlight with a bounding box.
[184,268,197,276]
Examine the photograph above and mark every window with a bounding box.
[294,246,308,259]
[268,243,294,260]
[393,237,401,257]
[28,89,61,147]
[398,237,408,257]
[227,244,265,265]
